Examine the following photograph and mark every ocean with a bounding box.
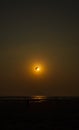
[0,96,79,129]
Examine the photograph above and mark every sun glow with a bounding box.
[32,63,43,75]
[34,66,40,72]
[23,59,48,78]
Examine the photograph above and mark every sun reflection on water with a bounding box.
[31,96,47,102]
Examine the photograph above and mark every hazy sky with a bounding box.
[0,0,79,96]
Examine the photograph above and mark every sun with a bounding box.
[34,66,40,72]
[22,60,47,78]
[31,63,43,75]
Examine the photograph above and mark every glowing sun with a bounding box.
[34,66,40,72]
[32,63,43,75]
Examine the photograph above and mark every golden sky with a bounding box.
[0,1,79,96]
